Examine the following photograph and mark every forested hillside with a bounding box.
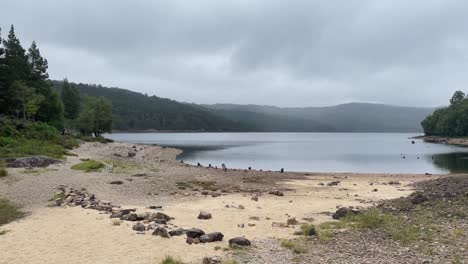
[50,81,254,131]
[50,80,434,132]
[422,91,468,136]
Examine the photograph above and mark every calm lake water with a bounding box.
[107,133,468,174]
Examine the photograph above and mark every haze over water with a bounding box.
[108,133,468,174]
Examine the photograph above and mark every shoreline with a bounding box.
[0,141,459,263]
[413,135,468,147]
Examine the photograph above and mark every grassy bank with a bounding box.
[0,117,112,159]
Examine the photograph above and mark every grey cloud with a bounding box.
[1,0,467,107]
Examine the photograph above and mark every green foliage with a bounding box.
[280,239,308,254]
[61,79,81,120]
[422,91,468,136]
[317,208,434,244]
[0,168,7,178]
[71,160,104,172]
[300,223,317,236]
[160,256,186,264]
[77,96,112,137]
[0,117,78,158]
[0,199,25,226]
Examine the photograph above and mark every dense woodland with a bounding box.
[422,91,468,137]
[0,25,112,137]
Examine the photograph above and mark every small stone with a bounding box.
[332,207,360,220]
[269,190,284,196]
[249,216,260,221]
[327,181,340,186]
[120,213,139,221]
[248,223,256,227]
[198,211,212,220]
[238,204,245,209]
[411,193,428,204]
[228,237,251,247]
[293,230,303,235]
[251,196,259,201]
[110,180,123,185]
[287,218,299,225]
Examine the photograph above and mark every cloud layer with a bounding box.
[2,0,467,107]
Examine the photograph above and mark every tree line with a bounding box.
[0,25,112,137]
[422,91,468,137]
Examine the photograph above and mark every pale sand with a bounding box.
[0,173,423,264]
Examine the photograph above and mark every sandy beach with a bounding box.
[0,142,448,263]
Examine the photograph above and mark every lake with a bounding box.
[106,132,468,174]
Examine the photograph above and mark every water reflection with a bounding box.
[432,152,468,173]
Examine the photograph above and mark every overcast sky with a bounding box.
[1,0,467,107]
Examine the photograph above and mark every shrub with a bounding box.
[0,199,25,225]
[280,239,307,254]
[71,160,105,172]
[0,168,7,178]
[160,256,186,264]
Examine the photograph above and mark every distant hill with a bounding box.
[50,81,434,132]
[205,103,435,132]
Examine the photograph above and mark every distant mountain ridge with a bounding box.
[205,103,435,132]
[50,80,434,132]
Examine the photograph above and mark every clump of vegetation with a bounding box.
[106,159,141,173]
[0,167,7,178]
[0,230,8,235]
[160,256,186,264]
[71,160,104,172]
[316,208,434,244]
[112,219,122,226]
[80,136,113,144]
[280,239,307,254]
[0,199,25,225]
[422,90,468,136]
[300,223,317,236]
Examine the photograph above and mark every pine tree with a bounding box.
[0,27,7,114]
[61,79,81,120]
[28,41,49,82]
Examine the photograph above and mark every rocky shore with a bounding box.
[414,135,468,147]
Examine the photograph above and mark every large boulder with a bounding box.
[199,232,224,243]
[186,228,205,238]
[155,212,173,221]
[132,223,146,232]
[228,237,251,247]
[7,156,61,168]
[152,226,169,238]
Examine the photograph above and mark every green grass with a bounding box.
[300,223,317,236]
[316,208,435,244]
[0,118,80,159]
[280,239,308,254]
[71,160,105,172]
[0,167,7,178]
[160,256,186,264]
[105,159,142,173]
[0,199,25,226]
[80,136,113,144]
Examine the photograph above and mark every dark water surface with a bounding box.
[107,133,468,174]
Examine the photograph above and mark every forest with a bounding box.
[0,25,112,137]
[422,91,468,137]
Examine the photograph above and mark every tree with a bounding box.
[61,79,81,120]
[77,97,112,137]
[27,41,49,82]
[450,91,465,106]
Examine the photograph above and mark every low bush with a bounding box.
[280,239,307,254]
[160,256,186,264]
[71,160,105,172]
[0,199,25,225]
